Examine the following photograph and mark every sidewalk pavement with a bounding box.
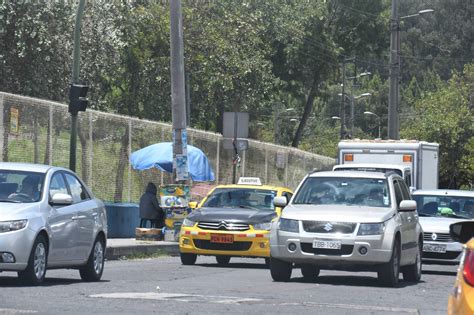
[106,238,180,260]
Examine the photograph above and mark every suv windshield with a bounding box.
[293,177,391,207]
[0,170,45,203]
[413,195,474,219]
[202,188,276,211]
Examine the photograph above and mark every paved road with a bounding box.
[0,256,457,314]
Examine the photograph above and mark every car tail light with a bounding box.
[463,249,474,287]
[402,155,412,162]
[344,154,353,162]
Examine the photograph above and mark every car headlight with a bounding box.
[182,218,195,227]
[278,218,299,233]
[253,222,272,231]
[357,223,385,235]
[0,219,28,233]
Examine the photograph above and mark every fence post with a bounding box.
[0,94,4,162]
[242,150,246,177]
[264,144,268,184]
[88,111,92,186]
[160,126,164,186]
[285,150,289,187]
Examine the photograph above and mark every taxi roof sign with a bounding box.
[237,177,262,185]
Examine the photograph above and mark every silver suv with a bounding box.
[270,171,422,287]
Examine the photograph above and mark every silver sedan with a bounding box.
[0,162,107,285]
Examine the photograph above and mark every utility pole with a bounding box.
[388,0,400,139]
[170,0,188,183]
[69,0,86,172]
[340,61,346,139]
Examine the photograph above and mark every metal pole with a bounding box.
[378,120,381,139]
[69,0,86,172]
[340,62,346,139]
[170,0,188,183]
[350,97,354,138]
[388,0,399,139]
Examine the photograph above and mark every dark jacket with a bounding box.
[139,183,164,221]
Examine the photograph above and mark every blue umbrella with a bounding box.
[130,142,215,182]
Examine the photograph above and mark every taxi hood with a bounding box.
[188,207,277,224]
[419,216,466,234]
[281,204,395,223]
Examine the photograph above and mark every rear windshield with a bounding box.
[413,194,474,219]
[293,177,391,207]
[202,188,277,211]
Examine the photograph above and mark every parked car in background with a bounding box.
[0,162,107,285]
[270,171,423,287]
[448,221,474,315]
[179,177,292,266]
[412,190,474,264]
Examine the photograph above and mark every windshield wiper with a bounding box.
[417,213,434,217]
[238,205,259,210]
[443,213,471,219]
[0,198,21,203]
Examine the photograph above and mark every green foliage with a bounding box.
[401,64,473,189]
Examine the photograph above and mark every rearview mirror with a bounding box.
[50,193,73,206]
[399,200,417,212]
[449,221,474,244]
[273,196,288,208]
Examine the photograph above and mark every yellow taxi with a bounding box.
[448,221,474,315]
[179,177,292,265]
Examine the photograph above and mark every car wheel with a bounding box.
[79,237,105,282]
[18,234,48,285]
[378,237,400,287]
[215,255,231,265]
[180,252,197,265]
[402,241,422,282]
[301,264,320,279]
[270,257,292,282]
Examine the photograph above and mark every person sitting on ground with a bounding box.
[139,182,164,228]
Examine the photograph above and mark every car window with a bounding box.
[393,180,404,207]
[0,170,45,203]
[405,172,412,188]
[49,173,68,198]
[202,188,277,211]
[293,177,391,207]
[64,173,90,203]
[398,180,411,200]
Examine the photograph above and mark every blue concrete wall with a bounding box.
[105,202,140,238]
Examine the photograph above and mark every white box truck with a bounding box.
[336,140,439,190]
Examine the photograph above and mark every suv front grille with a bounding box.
[197,221,249,231]
[423,232,453,243]
[193,240,252,251]
[302,221,357,234]
[301,243,354,256]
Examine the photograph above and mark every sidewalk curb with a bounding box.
[106,242,180,260]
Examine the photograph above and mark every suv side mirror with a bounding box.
[50,193,73,206]
[273,196,288,208]
[399,200,417,212]
[450,221,474,244]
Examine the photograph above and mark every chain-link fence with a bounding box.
[0,91,335,203]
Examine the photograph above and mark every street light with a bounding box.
[274,108,296,144]
[364,111,381,139]
[388,3,434,140]
[338,92,371,138]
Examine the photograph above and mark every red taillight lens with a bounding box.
[463,249,474,287]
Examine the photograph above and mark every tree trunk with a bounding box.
[43,117,51,165]
[2,104,9,162]
[114,124,130,203]
[33,112,39,163]
[292,84,318,147]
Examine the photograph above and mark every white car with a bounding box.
[412,189,474,264]
[270,171,423,287]
[0,162,107,285]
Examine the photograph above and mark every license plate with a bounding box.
[313,240,341,250]
[423,243,447,253]
[210,234,234,244]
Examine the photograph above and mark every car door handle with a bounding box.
[72,215,87,221]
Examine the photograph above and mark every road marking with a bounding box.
[279,302,420,314]
[90,292,261,305]
[0,309,37,314]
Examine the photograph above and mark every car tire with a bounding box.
[301,264,320,279]
[264,258,270,267]
[270,257,292,282]
[180,252,197,265]
[18,234,48,285]
[377,237,400,287]
[79,237,105,282]
[215,255,231,265]
[402,241,422,282]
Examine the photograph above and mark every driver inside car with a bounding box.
[9,176,41,201]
